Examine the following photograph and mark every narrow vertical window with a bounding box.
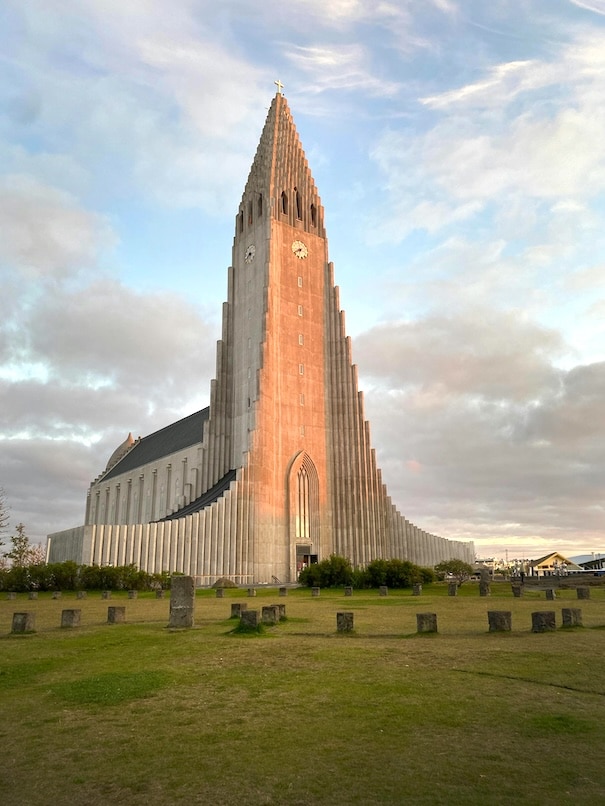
[310,203,317,227]
[297,276,303,287]
[281,191,288,215]
[238,211,244,233]
[295,188,302,219]
[298,304,303,316]
[257,194,263,217]
[300,393,305,406]
[247,200,253,226]
[298,333,304,345]
[299,363,304,375]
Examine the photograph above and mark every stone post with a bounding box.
[272,603,286,620]
[168,575,195,628]
[379,585,388,597]
[447,582,458,597]
[52,591,61,599]
[241,610,259,628]
[337,612,354,632]
[6,592,16,600]
[128,590,138,599]
[61,609,81,628]
[76,590,87,600]
[487,611,511,632]
[231,602,247,618]
[102,590,111,600]
[531,611,556,632]
[577,587,590,600]
[412,584,422,596]
[107,606,126,624]
[311,587,320,597]
[511,584,522,598]
[479,581,491,597]
[247,588,256,597]
[11,612,35,633]
[344,586,353,597]
[155,589,165,599]
[416,613,438,633]
[279,587,287,597]
[215,588,225,598]
[562,608,583,627]
[262,605,280,625]
[28,591,38,600]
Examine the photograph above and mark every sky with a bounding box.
[1,0,605,561]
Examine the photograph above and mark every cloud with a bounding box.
[569,0,605,15]
[353,309,605,553]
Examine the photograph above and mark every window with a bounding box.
[298,276,303,287]
[298,333,304,345]
[300,425,305,437]
[238,211,244,233]
[281,191,288,215]
[257,194,263,217]
[310,203,317,227]
[300,393,305,406]
[247,200,253,226]
[295,187,302,219]
[298,304,303,316]
[299,363,304,375]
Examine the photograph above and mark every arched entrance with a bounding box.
[287,451,320,576]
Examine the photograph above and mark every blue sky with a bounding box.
[1,0,605,560]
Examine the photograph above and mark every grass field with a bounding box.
[1,583,605,805]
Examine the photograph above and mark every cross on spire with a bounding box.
[274,79,284,95]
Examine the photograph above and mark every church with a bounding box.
[47,90,475,583]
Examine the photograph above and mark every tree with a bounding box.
[434,559,474,587]
[3,523,40,567]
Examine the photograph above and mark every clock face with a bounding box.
[292,240,308,259]
[244,244,256,264]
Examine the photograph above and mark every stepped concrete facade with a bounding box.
[47,92,474,583]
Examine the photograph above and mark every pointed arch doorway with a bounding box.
[287,451,320,578]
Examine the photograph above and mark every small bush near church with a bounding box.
[298,555,434,588]
[0,561,167,592]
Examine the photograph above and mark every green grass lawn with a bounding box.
[1,584,604,805]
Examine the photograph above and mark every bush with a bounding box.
[298,555,353,587]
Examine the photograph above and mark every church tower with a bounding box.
[47,91,475,580]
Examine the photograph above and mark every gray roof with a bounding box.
[102,408,209,481]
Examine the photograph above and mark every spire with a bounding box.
[239,93,325,237]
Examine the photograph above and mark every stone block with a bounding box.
[231,602,247,618]
[562,607,583,627]
[279,587,287,597]
[11,612,35,633]
[577,587,590,600]
[61,609,81,628]
[28,591,38,600]
[479,581,491,597]
[262,605,280,625]
[416,613,438,633]
[241,610,259,628]
[102,590,111,600]
[337,612,354,632]
[76,590,87,600]
[128,590,138,599]
[107,606,126,624]
[311,587,320,597]
[6,592,16,600]
[155,589,165,599]
[412,584,422,596]
[247,588,257,597]
[487,611,511,632]
[344,586,353,597]
[532,611,556,632]
[216,587,225,598]
[168,575,195,628]
[511,584,522,598]
[379,585,388,597]
[447,582,458,597]
[545,588,556,600]
[272,603,286,620]
[52,591,61,600]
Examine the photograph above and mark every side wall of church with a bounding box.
[87,442,203,527]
